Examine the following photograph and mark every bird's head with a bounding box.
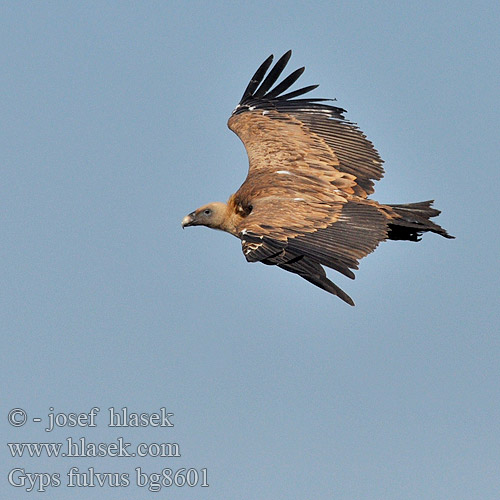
[181,202,229,230]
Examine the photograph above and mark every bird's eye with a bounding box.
[204,209,212,216]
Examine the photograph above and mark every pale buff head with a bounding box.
[181,202,229,231]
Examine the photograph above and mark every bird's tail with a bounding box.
[385,200,454,241]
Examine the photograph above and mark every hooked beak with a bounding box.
[181,211,196,229]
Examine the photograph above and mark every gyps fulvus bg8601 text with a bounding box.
[182,51,453,305]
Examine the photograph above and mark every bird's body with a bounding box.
[182,51,453,305]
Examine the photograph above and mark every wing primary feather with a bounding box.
[265,67,305,99]
[278,258,355,306]
[240,54,274,102]
[277,84,319,100]
[264,100,346,116]
[301,274,355,306]
[253,50,292,98]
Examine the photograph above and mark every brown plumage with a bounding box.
[182,50,453,305]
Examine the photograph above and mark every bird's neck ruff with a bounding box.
[220,195,248,236]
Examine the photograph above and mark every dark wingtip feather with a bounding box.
[235,50,327,109]
[265,66,305,99]
[319,277,355,306]
[343,294,355,307]
[240,54,274,102]
[253,50,292,98]
[277,84,319,100]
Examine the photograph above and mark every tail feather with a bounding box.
[387,200,454,241]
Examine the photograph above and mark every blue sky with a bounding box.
[2,1,499,499]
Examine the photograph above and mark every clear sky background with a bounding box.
[2,1,499,499]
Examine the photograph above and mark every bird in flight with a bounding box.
[182,51,453,305]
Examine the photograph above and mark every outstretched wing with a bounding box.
[227,51,388,304]
[228,50,384,199]
[238,198,388,305]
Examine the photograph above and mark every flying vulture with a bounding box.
[182,51,453,305]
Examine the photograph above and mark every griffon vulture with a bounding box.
[182,51,453,305]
